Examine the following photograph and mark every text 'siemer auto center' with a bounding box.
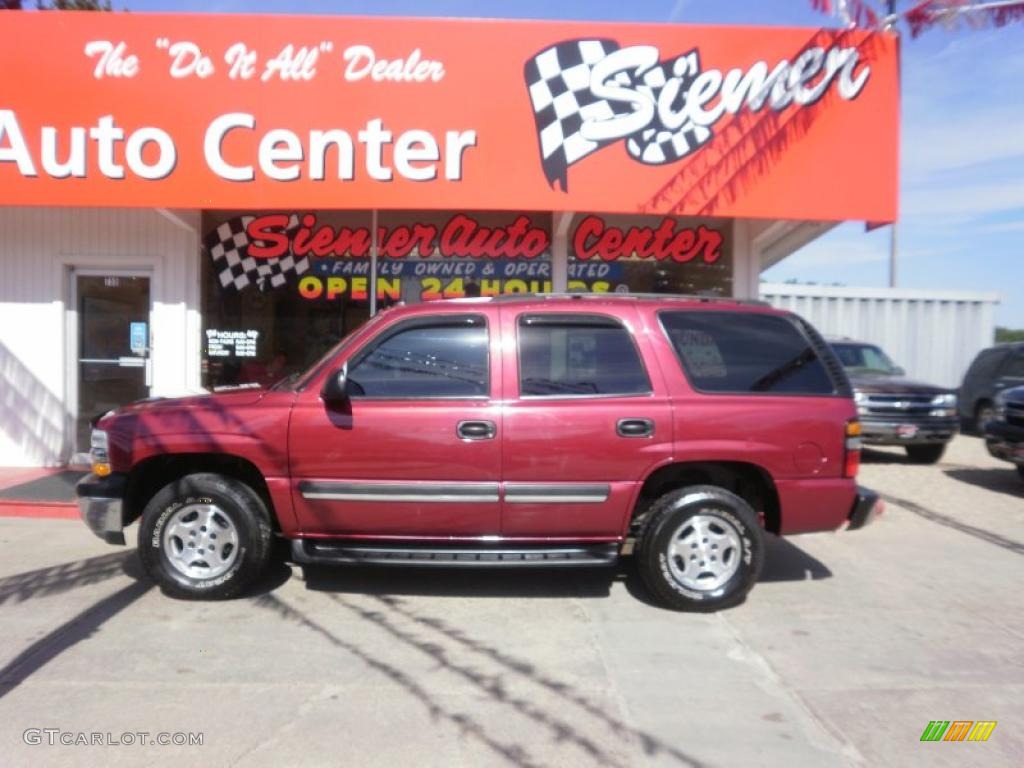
[0,12,898,466]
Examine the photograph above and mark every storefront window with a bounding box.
[200,210,552,390]
[201,210,372,390]
[567,213,732,296]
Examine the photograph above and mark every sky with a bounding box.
[82,1,1024,326]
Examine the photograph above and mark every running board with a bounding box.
[291,540,620,567]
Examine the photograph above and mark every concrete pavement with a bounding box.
[0,435,1021,767]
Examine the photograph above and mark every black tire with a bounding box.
[138,473,273,600]
[1017,465,1024,483]
[905,444,946,464]
[975,402,995,434]
[635,485,764,612]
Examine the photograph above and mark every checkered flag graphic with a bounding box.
[524,40,713,190]
[205,215,308,291]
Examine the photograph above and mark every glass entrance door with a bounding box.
[75,273,152,452]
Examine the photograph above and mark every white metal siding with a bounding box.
[760,284,999,389]
[0,207,201,466]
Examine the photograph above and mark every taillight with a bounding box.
[844,420,861,478]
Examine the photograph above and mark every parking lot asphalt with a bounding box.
[0,436,1021,767]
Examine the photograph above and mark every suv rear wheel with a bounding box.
[138,473,273,599]
[635,486,763,612]
[905,444,945,464]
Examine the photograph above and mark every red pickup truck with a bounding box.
[78,294,880,611]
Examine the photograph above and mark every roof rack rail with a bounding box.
[483,292,769,306]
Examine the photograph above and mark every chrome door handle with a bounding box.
[457,420,497,440]
[617,418,655,438]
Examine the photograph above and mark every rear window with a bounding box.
[660,311,836,395]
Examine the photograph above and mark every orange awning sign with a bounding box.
[0,13,898,221]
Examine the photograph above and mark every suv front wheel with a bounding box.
[635,486,764,612]
[138,473,274,599]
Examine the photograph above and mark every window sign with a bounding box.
[568,213,732,296]
[206,329,259,358]
[129,321,147,356]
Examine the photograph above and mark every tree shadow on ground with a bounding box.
[0,544,289,701]
[257,590,710,768]
[0,551,134,606]
[0,552,152,699]
[279,538,831,765]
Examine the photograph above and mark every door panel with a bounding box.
[75,273,151,452]
[288,310,502,537]
[289,400,502,536]
[498,306,673,538]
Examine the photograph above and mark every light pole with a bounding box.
[887,0,899,288]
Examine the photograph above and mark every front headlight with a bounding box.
[928,393,957,418]
[853,391,870,415]
[90,429,111,477]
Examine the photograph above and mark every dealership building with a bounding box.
[0,11,900,466]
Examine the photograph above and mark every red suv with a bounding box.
[78,295,879,611]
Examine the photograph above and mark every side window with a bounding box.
[1000,352,1024,378]
[660,310,836,395]
[967,349,1001,381]
[517,314,650,397]
[347,315,489,399]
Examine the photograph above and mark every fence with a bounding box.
[760,283,1000,388]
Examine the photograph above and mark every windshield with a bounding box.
[832,343,901,375]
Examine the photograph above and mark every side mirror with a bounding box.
[892,366,906,376]
[320,365,349,404]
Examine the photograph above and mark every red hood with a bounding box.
[95,387,296,471]
[105,388,269,420]
[95,387,272,448]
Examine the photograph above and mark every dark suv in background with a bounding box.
[983,385,1024,483]
[959,343,1024,433]
[830,339,958,464]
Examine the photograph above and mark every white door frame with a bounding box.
[65,266,155,458]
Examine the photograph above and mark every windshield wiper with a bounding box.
[269,372,301,391]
